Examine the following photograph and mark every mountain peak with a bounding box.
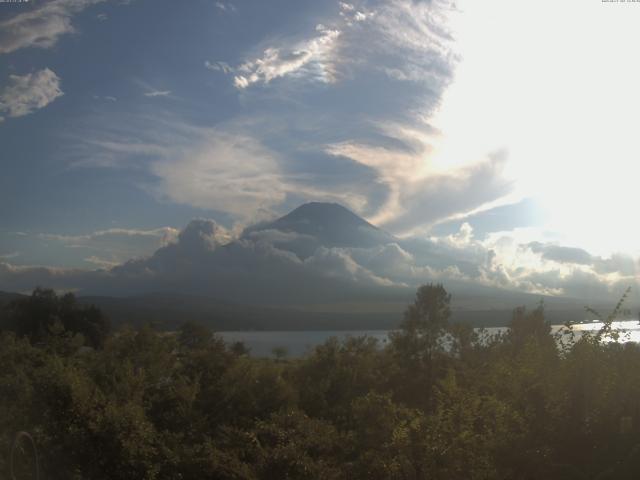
[249,202,395,250]
[281,202,374,228]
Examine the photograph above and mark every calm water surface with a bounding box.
[220,320,640,357]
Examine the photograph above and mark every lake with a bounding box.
[220,320,640,357]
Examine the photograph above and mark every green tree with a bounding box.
[389,284,451,409]
[3,288,109,349]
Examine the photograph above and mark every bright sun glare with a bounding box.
[431,0,640,257]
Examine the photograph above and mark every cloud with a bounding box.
[100,218,398,300]
[233,24,341,89]
[0,261,107,295]
[214,0,474,231]
[69,0,504,245]
[39,226,180,266]
[143,90,171,97]
[1,211,638,305]
[93,95,117,102]
[72,113,370,220]
[214,1,236,13]
[527,242,593,265]
[471,228,639,299]
[339,2,355,13]
[329,142,513,234]
[84,256,120,268]
[368,0,457,84]
[0,217,399,300]
[0,69,63,119]
[232,0,453,93]
[304,246,395,287]
[149,130,288,217]
[69,0,467,235]
[0,0,104,54]
[169,219,231,251]
[205,61,232,74]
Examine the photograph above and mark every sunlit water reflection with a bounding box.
[219,320,640,357]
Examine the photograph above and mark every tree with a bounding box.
[395,284,451,351]
[3,288,110,349]
[390,284,452,409]
[508,302,553,352]
[178,320,213,350]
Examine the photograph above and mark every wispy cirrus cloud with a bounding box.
[0,68,63,121]
[40,226,180,250]
[93,95,117,102]
[72,114,369,220]
[217,0,456,90]
[198,0,476,230]
[143,89,171,97]
[77,0,482,234]
[36,226,180,267]
[328,141,513,235]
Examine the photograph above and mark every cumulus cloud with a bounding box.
[0,0,104,54]
[102,218,399,300]
[0,216,399,300]
[527,242,593,265]
[170,219,231,252]
[304,246,395,287]
[0,211,638,305]
[0,69,63,120]
[461,227,639,299]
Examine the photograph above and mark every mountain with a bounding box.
[90,202,408,304]
[0,290,24,306]
[257,202,394,246]
[243,202,395,259]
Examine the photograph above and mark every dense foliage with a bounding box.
[2,285,640,479]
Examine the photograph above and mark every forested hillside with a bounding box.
[2,286,640,479]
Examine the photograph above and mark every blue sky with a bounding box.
[1,0,639,301]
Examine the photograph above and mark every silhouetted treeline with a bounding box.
[2,285,640,479]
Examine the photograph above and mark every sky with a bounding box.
[1,0,639,302]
